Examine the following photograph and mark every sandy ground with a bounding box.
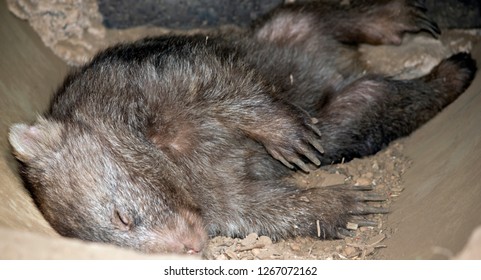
[1,0,481,259]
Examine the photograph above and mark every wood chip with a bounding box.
[346,222,359,230]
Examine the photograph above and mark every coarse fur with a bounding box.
[9,0,477,254]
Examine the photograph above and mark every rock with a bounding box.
[240,233,258,247]
[346,222,359,230]
[225,250,238,260]
[258,236,273,246]
[289,243,301,251]
[343,246,357,257]
[355,177,372,186]
[251,248,261,256]
[215,254,228,260]
[7,0,106,65]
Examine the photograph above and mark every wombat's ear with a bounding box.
[8,118,63,163]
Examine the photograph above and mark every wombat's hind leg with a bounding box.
[421,52,477,101]
[253,0,439,47]
[333,0,440,45]
[315,52,476,165]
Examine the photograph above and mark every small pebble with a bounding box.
[240,233,258,246]
[216,254,228,260]
[225,250,238,260]
[343,246,357,256]
[290,243,301,251]
[355,177,371,186]
[322,173,347,186]
[258,235,273,246]
[391,187,404,192]
[346,222,359,230]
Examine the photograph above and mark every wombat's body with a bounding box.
[9,0,477,254]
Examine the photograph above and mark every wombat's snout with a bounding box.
[141,209,208,254]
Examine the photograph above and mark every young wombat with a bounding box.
[9,0,477,254]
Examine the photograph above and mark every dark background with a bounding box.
[98,0,481,30]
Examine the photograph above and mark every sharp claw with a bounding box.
[349,219,379,227]
[305,152,321,166]
[353,206,390,215]
[270,150,295,169]
[417,18,441,37]
[328,184,386,200]
[281,159,295,170]
[337,227,355,238]
[298,145,321,166]
[310,138,324,154]
[307,122,322,137]
[350,185,375,191]
[410,0,428,12]
[412,8,441,37]
[328,184,374,191]
[357,220,379,227]
[292,158,311,173]
[356,193,387,202]
[305,123,324,153]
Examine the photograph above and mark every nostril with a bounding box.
[185,248,200,255]
[183,242,202,254]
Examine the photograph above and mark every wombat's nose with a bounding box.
[185,248,200,254]
[183,240,203,254]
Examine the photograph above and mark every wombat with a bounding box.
[8,0,477,254]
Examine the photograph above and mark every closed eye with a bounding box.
[112,209,133,231]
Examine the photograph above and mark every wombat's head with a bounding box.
[8,117,207,254]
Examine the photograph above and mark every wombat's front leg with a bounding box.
[314,53,477,165]
[207,181,387,240]
[232,98,325,173]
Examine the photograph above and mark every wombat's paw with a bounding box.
[429,52,477,94]
[328,184,388,239]
[404,0,441,37]
[360,0,440,45]
[263,115,324,173]
[293,185,387,239]
[337,186,389,238]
